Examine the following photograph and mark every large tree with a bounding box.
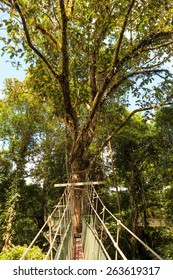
[0,0,173,233]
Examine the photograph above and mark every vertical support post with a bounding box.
[58,207,61,243]
[93,195,98,229]
[100,207,105,243]
[89,186,94,225]
[115,220,121,260]
[63,195,65,211]
[48,218,53,260]
[96,206,105,259]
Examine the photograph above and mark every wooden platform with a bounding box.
[73,237,84,260]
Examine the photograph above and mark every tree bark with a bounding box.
[70,155,90,235]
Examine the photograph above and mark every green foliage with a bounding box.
[0,0,173,260]
[98,107,173,259]
[163,186,173,222]
[161,244,173,260]
[0,245,45,260]
[0,78,66,251]
[0,0,172,116]
[140,227,173,260]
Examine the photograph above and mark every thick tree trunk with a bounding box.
[69,123,95,235]
[70,158,89,235]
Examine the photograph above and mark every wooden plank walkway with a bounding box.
[73,237,84,260]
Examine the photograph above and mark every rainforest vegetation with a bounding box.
[0,0,173,259]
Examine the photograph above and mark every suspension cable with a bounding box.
[45,200,71,260]
[20,187,70,260]
[88,194,127,260]
[90,185,163,260]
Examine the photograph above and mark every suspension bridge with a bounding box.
[20,182,163,260]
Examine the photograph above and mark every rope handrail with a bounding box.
[45,197,71,260]
[20,181,163,260]
[89,185,163,260]
[87,195,127,260]
[20,215,51,260]
[82,218,111,260]
[55,221,72,260]
[20,187,70,260]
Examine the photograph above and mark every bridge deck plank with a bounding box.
[73,237,84,260]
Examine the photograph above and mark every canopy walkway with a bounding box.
[20,182,163,260]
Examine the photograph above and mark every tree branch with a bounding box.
[89,50,97,98]
[113,0,136,65]
[59,0,68,77]
[76,29,173,151]
[89,31,173,133]
[90,101,173,168]
[8,0,78,136]
[118,31,173,68]
[75,66,169,157]
[0,0,11,7]
[89,5,116,99]
[101,67,170,106]
[145,39,173,51]
[35,23,61,50]
[12,0,60,80]
[59,0,78,137]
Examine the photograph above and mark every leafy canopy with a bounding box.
[0,0,173,172]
